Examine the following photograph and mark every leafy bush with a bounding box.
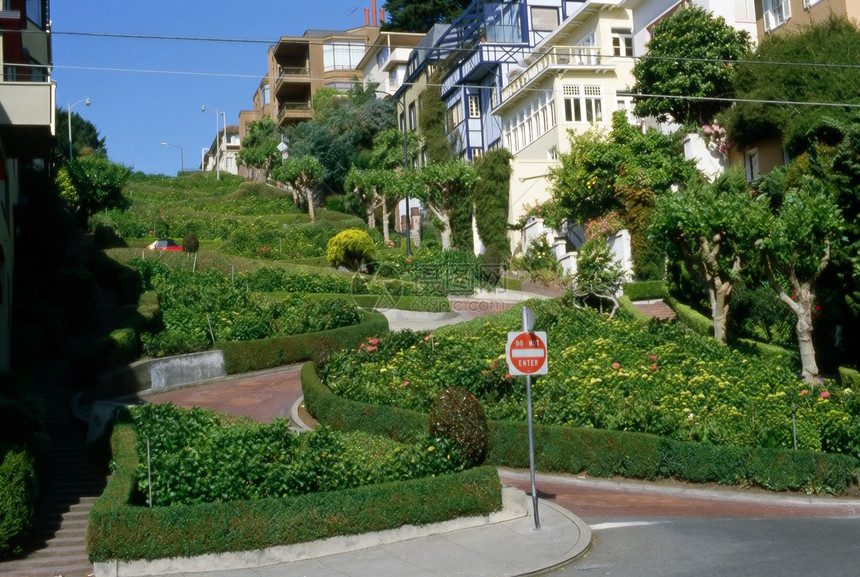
[88,420,501,563]
[623,281,667,301]
[326,228,375,271]
[128,404,466,507]
[182,232,199,253]
[0,447,38,558]
[428,387,490,466]
[840,366,860,390]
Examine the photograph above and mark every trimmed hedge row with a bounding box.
[87,424,502,563]
[302,363,858,494]
[623,280,667,301]
[663,293,714,336]
[218,312,389,374]
[839,366,860,390]
[617,295,649,321]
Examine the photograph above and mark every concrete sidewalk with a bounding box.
[98,487,591,577]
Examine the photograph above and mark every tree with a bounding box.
[649,169,767,343]
[286,85,397,194]
[548,112,696,277]
[419,69,457,162]
[725,15,860,157]
[631,4,751,127]
[473,149,513,257]
[272,155,324,222]
[414,160,476,250]
[237,117,282,180]
[52,108,106,165]
[344,167,395,241]
[326,229,375,271]
[382,0,471,33]
[570,237,626,318]
[755,160,844,383]
[63,155,131,221]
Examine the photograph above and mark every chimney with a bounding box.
[380,8,385,24]
[365,8,370,26]
[372,0,378,26]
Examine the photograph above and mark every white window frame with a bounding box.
[745,149,760,182]
[468,94,481,118]
[763,0,790,32]
[563,85,603,124]
[803,0,823,7]
[611,28,633,58]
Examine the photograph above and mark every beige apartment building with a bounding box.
[238,25,380,140]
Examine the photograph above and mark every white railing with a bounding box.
[502,46,602,103]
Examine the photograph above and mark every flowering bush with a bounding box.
[700,122,732,156]
[322,300,860,458]
[517,199,569,230]
[584,211,625,240]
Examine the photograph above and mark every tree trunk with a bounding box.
[792,286,820,383]
[382,200,390,243]
[305,188,315,222]
[709,281,731,344]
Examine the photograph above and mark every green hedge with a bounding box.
[0,446,38,559]
[219,312,388,374]
[302,362,427,443]
[307,293,452,313]
[839,366,860,390]
[663,293,713,337]
[302,364,858,494]
[618,296,649,321]
[623,280,667,301]
[87,424,502,563]
[733,338,797,367]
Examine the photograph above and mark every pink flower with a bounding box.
[366,346,377,352]
[650,355,658,361]
[800,389,808,396]
[612,362,621,370]
[402,381,409,387]
[359,343,366,349]
[490,363,497,369]
[369,338,379,345]
[505,373,512,380]
[651,363,658,371]
[819,391,830,399]
[424,335,432,342]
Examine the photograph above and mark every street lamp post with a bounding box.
[201,105,221,180]
[161,142,184,174]
[68,97,91,160]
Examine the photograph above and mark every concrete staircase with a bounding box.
[0,233,112,577]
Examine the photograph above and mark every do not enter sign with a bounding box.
[506,331,548,375]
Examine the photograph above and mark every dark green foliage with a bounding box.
[623,281,667,301]
[382,0,471,32]
[53,107,106,164]
[726,15,860,155]
[88,421,501,562]
[418,71,455,162]
[473,149,513,258]
[0,447,38,558]
[631,4,751,126]
[182,232,199,253]
[429,387,490,466]
[237,116,282,178]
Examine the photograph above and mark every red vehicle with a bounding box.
[147,239,183,251]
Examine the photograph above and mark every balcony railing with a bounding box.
[277,102,312,122]
[501,46,603,103]
[278,66,309,77]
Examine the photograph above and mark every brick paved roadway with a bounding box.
[142,364,303,424]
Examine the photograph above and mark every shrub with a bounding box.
[0,447,38,558]
[623,281,667,301]
[326,229,375,271]
[428,387,490,466]
[182,232,199,253]
[839,366,860,390]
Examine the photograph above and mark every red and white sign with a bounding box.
[506,331,548,376]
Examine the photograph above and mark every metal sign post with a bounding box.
[505,306,546,529]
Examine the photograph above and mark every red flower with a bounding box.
[651,363,658,371]
[819,391,831,399]
[612,362,621,370]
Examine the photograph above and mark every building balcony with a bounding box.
[501,46,607,104]
[441,43,526,96]
[277,101,312,125]
[0,78,55,129]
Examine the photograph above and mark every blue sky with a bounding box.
[52,0,375,175]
